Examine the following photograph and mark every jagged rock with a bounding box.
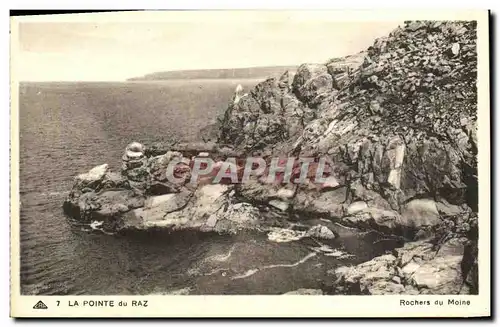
[120,184,261,234]
[293,187,346,218]
[463,244,478,294]
[237,179,296,203]
[249,115,288,150]
[70,164,130,196]
[75,163,109,187]
[326,52,366,89]
[126,189,193,227]
[218,78,291,150]
[198,122,220,143]
[347,201,368,215]
[333,254,404,295]
[399,239,466,294]
[63,189,145,227]
[400,199,441,229]
[319,176,341,189]
[233,84,245,104]
[369,99,383,115]
[306,224,336,240]
[232,94,260,113]
[301,119,329,144]
[278,70,291,90]
[410,255,463,294]
[333,237,472,295]
[276,187,295,200]
[297,20,477,220]
[211,202,261,234]
[269,199,289,212]
[64,163,135,221]
[217,54,368,152]
[292,63,334,106]
[146,151,190,195]
[99,172,130,190]
[384,136,406,189]
[342,198,442,236]
[342,207,400,233]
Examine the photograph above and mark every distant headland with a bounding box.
[127,66,298,81]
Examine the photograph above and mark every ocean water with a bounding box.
[19,80,401,295]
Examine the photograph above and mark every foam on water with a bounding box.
[90,221,104,229]
[230,252,317,280]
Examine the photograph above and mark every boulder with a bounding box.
[211,202,261,234]
[64,163,133,220]
[333,254,404,295]
[400,199,441,229]
[123,184,261,234]
[347,201,368,215]
[409,255,463,294]
[306,224,336,240]
[293,187,346,218]
[70,164,130,196]
[75,163,108,186]
[342,207,400,233]
[250,78,283,114]
[128,190,193,225]
[198,122,220,143]
[292,63,334,106]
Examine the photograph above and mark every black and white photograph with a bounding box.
[10,10,490,318]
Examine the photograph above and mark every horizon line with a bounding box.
[17,63,304,83]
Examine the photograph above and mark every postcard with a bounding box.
[10,9,490,318]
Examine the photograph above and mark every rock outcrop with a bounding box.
[218,20,479,295]
[217,53,365,153]
[332,234,477,295]
[64,146,263,233]
[63,20,479,295]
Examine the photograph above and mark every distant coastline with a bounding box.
[127,66,298,81]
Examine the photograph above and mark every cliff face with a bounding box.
[64,20,479,295]
[216,20,479,294]
[217,52,366,153]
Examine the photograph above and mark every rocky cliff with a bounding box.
[63,20,479,295]
[217,20,479,295]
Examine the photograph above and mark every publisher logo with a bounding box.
[33,301,48,310]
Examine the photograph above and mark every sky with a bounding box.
[13,12,402,81]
